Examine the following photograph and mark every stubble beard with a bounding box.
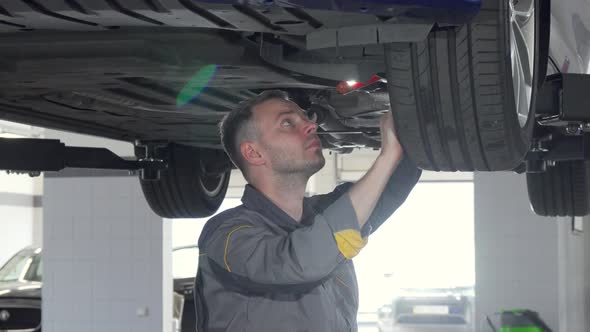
[270,147,326,179]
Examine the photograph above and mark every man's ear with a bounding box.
[240,142,265,167]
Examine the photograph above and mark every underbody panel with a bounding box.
[0,0,480,148]
[0,0,479,33]
[0,29,332,146]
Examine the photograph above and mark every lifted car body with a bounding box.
[0,0,589,217]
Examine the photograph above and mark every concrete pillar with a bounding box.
[42,171,172,332]
[474,171,586,331]
[32,177,43,246]
[585,216,590,330]
[556,216,586,332]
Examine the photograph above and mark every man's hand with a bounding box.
[379,110,403,163]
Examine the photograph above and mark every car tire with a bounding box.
[139,143,230,218]
[385,0,549,171]
[526,161,590,217]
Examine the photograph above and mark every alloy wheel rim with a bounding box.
[509,0,536,128]
[199,160,226,197]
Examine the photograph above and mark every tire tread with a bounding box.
[385,0,535,172]
[527,161,590,217]
[139,144,230,218]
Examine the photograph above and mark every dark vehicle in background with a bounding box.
[377,286,474,332]
[0,246,42,332]
[0,0,589,218]
[0,246,198,332]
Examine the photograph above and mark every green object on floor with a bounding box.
[501,327,543,332]
[500,309,551,332]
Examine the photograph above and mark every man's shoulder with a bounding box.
[197,205,261,246]
[305,182,354,209]
[209,204,265,225]
[210,205,246,221]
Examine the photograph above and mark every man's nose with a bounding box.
[303,119,318,135]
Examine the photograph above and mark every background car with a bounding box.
[0,0,588,217]
[0,246,198,332]
[0,246,42,332]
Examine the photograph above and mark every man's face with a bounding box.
[252,98,325,176]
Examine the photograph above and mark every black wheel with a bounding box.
[527,161,590,217]
[385,0,548,171]
[139,143,231,218]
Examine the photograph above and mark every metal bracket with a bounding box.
[536,73,590,128]
[0,138,167,178]
[525,134,590,172]
[135,140,168,181]
[306,23,433,50]
[524,73,590,172]
[259,35,384,82]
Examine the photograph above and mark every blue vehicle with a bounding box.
[0,0,588,217]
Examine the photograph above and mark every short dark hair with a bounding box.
[219,90,290,175]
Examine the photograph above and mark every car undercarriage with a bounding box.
[0,0,589,218]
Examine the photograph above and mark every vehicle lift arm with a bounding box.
[0,138,167,180]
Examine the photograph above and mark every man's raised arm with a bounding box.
[202,111,408,288]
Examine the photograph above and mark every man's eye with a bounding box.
[281,119,293,127]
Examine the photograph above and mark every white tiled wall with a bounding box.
[0,171,41,266]
[43,175,171,332]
